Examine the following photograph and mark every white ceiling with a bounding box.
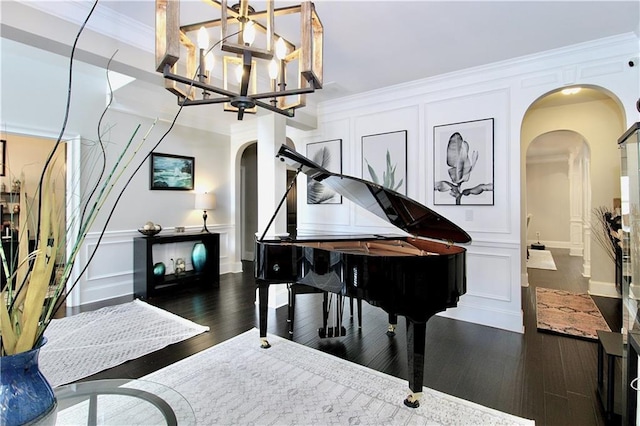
[97,0,640,101]
[5,0,640,131]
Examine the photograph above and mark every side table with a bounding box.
[597,330,624,421]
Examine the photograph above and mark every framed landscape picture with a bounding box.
[306,139,342,204]
[361,130,407,195]
[433,118,494,205]
[150,152,195,190]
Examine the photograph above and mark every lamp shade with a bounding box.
[195,192,216,210]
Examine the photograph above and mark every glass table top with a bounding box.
[54,379,195,426]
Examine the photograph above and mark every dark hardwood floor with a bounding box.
[63,248,621,425]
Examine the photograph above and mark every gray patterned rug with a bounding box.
[57,328,535,425]
[40,300,209,387]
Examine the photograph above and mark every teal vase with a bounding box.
[153,262,166,280]
[0,337,57,426]
[191,242,207,273]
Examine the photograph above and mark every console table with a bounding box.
[133,232,219,299]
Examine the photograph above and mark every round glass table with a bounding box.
[54,379,195,425]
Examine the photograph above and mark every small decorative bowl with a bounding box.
[138,226,162,237]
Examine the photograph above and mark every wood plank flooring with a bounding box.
[61,248,621,425]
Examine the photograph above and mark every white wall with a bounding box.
[0,39,237,305]
[526,159,571,246]
[285,34,639,333]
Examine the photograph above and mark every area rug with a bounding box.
[535,287,610,340]
[40,299,209,387]
[55,328,535,425]
[527,249,557,270]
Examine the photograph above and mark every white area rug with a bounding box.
[57,328,534,425]
[527,249,557,270]
[41,300,209,387]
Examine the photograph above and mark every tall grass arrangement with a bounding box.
[0,0,221,356]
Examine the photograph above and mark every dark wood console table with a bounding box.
[133,232,219,299]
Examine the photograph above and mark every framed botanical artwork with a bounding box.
[150,152,195,190]
[306,139,342,204]
[361,130,407,195]
[433,118,494,205]
[0,140,5,177]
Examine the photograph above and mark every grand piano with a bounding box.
[255,145,471,408]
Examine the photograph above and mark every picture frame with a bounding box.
[306,139,342,204]
[150,152,195,190]
[0,140,5,177]
[361,130,407,195]
[433,118,494,206]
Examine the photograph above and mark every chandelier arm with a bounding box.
[182,97,233,106]
[249,87,317,100]
[164,64,316,102]
[163,65,238,99]
[251,98,294,117]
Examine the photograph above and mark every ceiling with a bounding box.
[5,0,640,132]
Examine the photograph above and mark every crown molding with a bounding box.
[15,0,154,53]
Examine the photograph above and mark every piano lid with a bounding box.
[277,145,472,244]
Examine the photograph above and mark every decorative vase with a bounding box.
[0,337,57,426]
[153,262,165,280]
[174,258,186,275]
[191,242,207,273]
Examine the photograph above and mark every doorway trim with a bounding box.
[1,125,80,305]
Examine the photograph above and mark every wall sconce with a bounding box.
[195,192,216,233]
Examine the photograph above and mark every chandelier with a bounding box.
[155,0,323,120]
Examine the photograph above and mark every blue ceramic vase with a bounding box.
[0,337,57,426]
[153,262,166,280]
[191,242,207,273]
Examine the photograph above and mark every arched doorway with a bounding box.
[239,137,298,262]
[521,86,626,296]
[526,130,590,260]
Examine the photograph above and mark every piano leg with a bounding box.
[258,280,271,349]
[386,313,398,336]
[404,320,426,408]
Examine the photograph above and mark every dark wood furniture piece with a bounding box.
[134,233,219,299]
[255,145,470,409]
[597,329,624,422]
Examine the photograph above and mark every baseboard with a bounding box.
[440,303,525,334]
[588,280,620,298]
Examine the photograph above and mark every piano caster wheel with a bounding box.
[260,338,271,349]
[403,392,421,408]
[386,324,397,337]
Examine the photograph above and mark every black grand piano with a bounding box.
[255,145,471,408]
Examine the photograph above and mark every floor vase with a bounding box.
[0,337,57,425]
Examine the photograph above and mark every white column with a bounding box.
[568,151,584,256]
[583,156,592,277]
[256,114,289,308]
[257,113,288,239]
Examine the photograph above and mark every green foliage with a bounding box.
[366,150,403,192]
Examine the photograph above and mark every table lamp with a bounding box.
[195,192,216,233]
